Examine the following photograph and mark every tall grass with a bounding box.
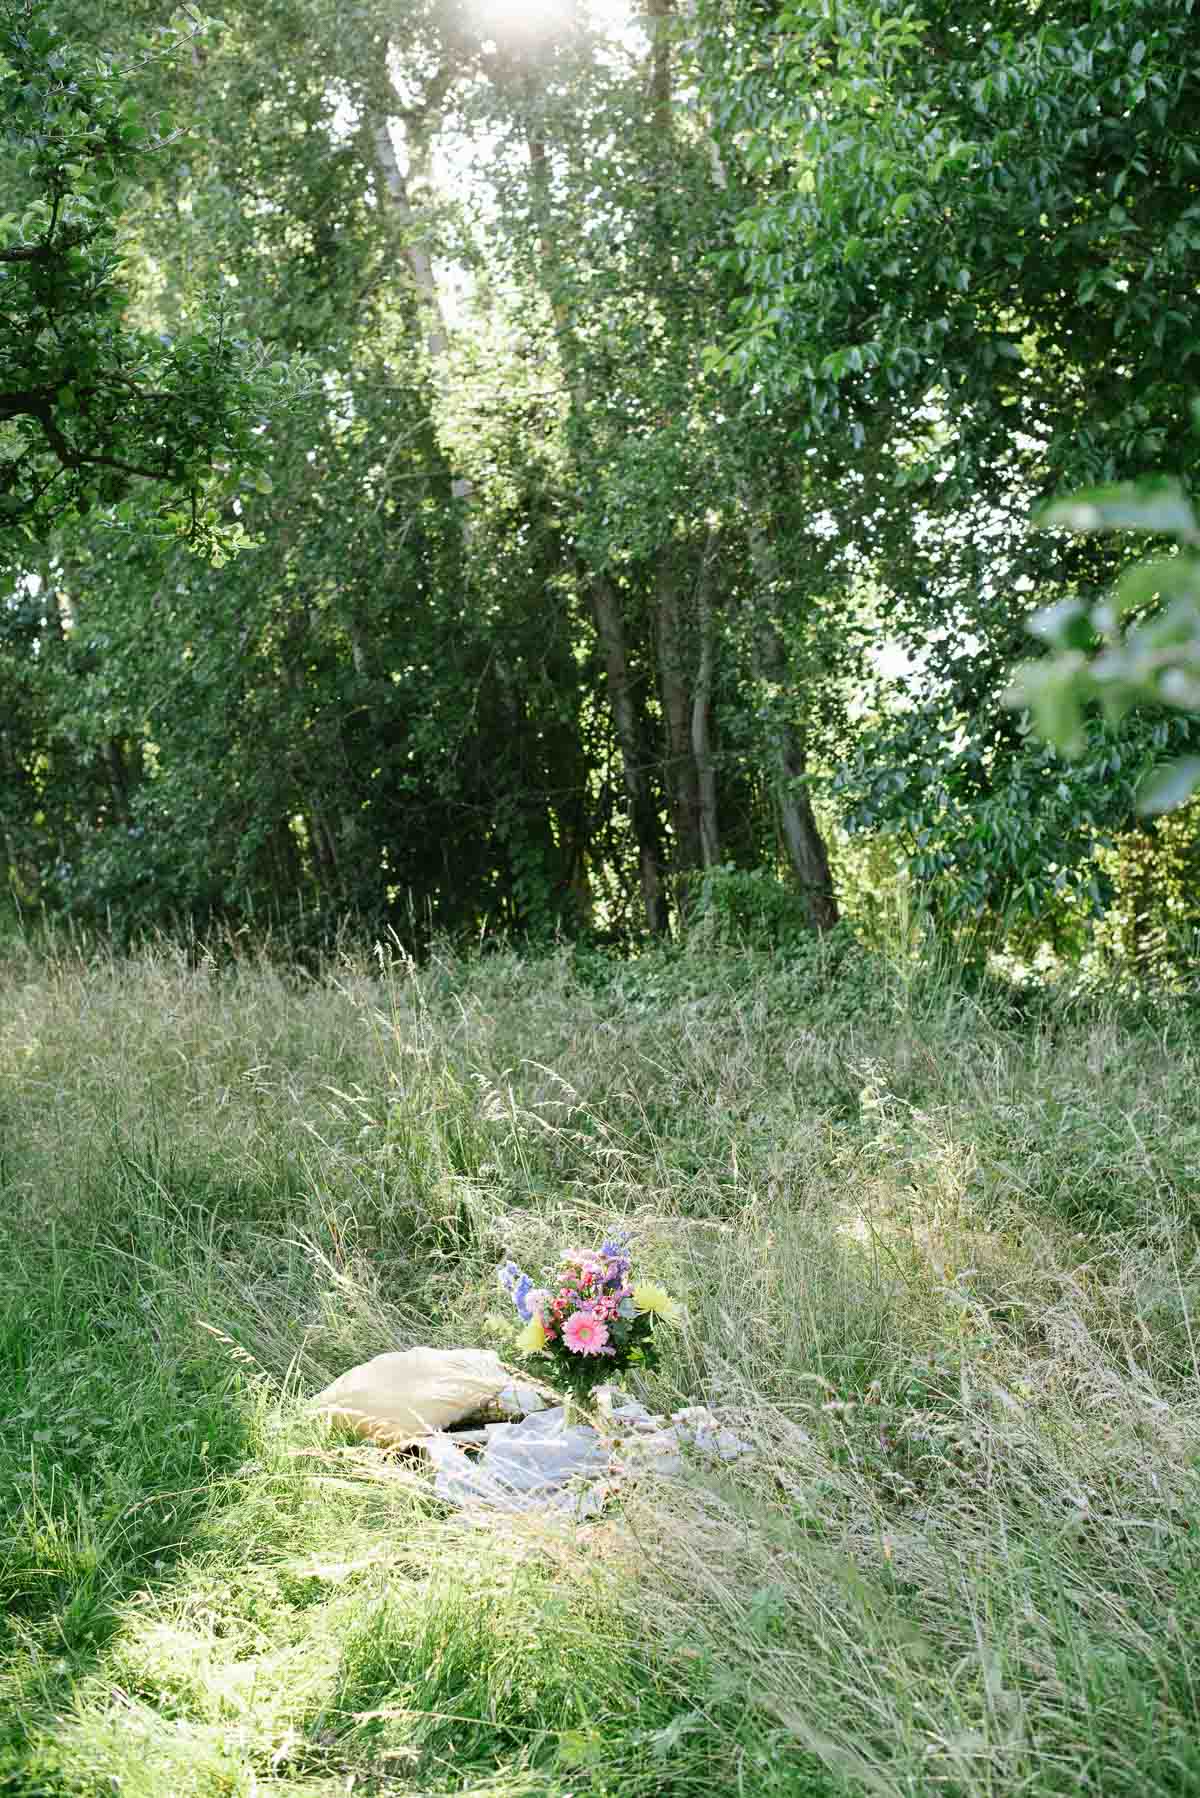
[2,928,1200,1794]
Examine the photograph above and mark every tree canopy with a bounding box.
[0,0,292,556]
[2,0,1199,974]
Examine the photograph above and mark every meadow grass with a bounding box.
[2,926,1200,1795]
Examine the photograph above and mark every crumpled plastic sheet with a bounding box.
[424,1388,754,1518]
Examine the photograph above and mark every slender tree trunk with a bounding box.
[369,86,473,507]
[302,799,340,898]
[525,123,669,933]
[752,618,838,930]
[655,557,704,894]
[369,117,450,374]
[589,572,669,934]
[692,532,721,869]
[345,611,368,677]
[268,817,301,894]
[559,789,595,927]
[640,0,707,919]
[279,613,341,900]
[646,0,673,136]
[742,503,838,929]
[105,740,131,824]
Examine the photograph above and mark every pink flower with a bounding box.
[562,1310,611,1356]
[564,1252,605,1281]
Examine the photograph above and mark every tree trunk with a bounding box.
[525,122,669,935]
[750,616,838,929]
[655,557,704,895]
[590,573,669,935]
[646,0,673,136]
[301,799,339,898]
[105,740,131,825]
[559,789,595,928]
[691,532,721,869]
[268,817,301,895]
[741,500,838,929]
[369,117,450,375]
[369,81,474,508]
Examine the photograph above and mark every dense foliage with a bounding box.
[3,0,1200,971]
[0,1,292,556]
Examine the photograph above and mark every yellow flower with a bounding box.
[632,1282,682,1324]
[515,1313,549,1354]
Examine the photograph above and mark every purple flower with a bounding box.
[498,1261,537,1319]
[511,1273,536,1321]
[600,1240,631,1287]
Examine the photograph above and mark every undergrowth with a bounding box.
[1,929,1199,1795]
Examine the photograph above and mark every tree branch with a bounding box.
[0,387,172,483]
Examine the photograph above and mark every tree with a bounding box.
[695,0,1200,939]
[29,0,1193,953]
[0,0,292,558]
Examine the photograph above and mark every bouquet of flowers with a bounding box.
[497,1234,682,1405]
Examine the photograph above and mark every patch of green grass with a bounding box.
[2,934,1200,1795]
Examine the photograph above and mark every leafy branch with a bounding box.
[1009,474,1200,814]
[0,0,307,559]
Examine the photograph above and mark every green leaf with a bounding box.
[1106,557,1200,623]
[1026,598,1093,650]
[1136,757,1200,815]
[1007,660,1088,758]
[1036,481,1197,539]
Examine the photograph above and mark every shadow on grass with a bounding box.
[0,1205,259,1794]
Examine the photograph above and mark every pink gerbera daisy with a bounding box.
[562,1310,610,1356]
